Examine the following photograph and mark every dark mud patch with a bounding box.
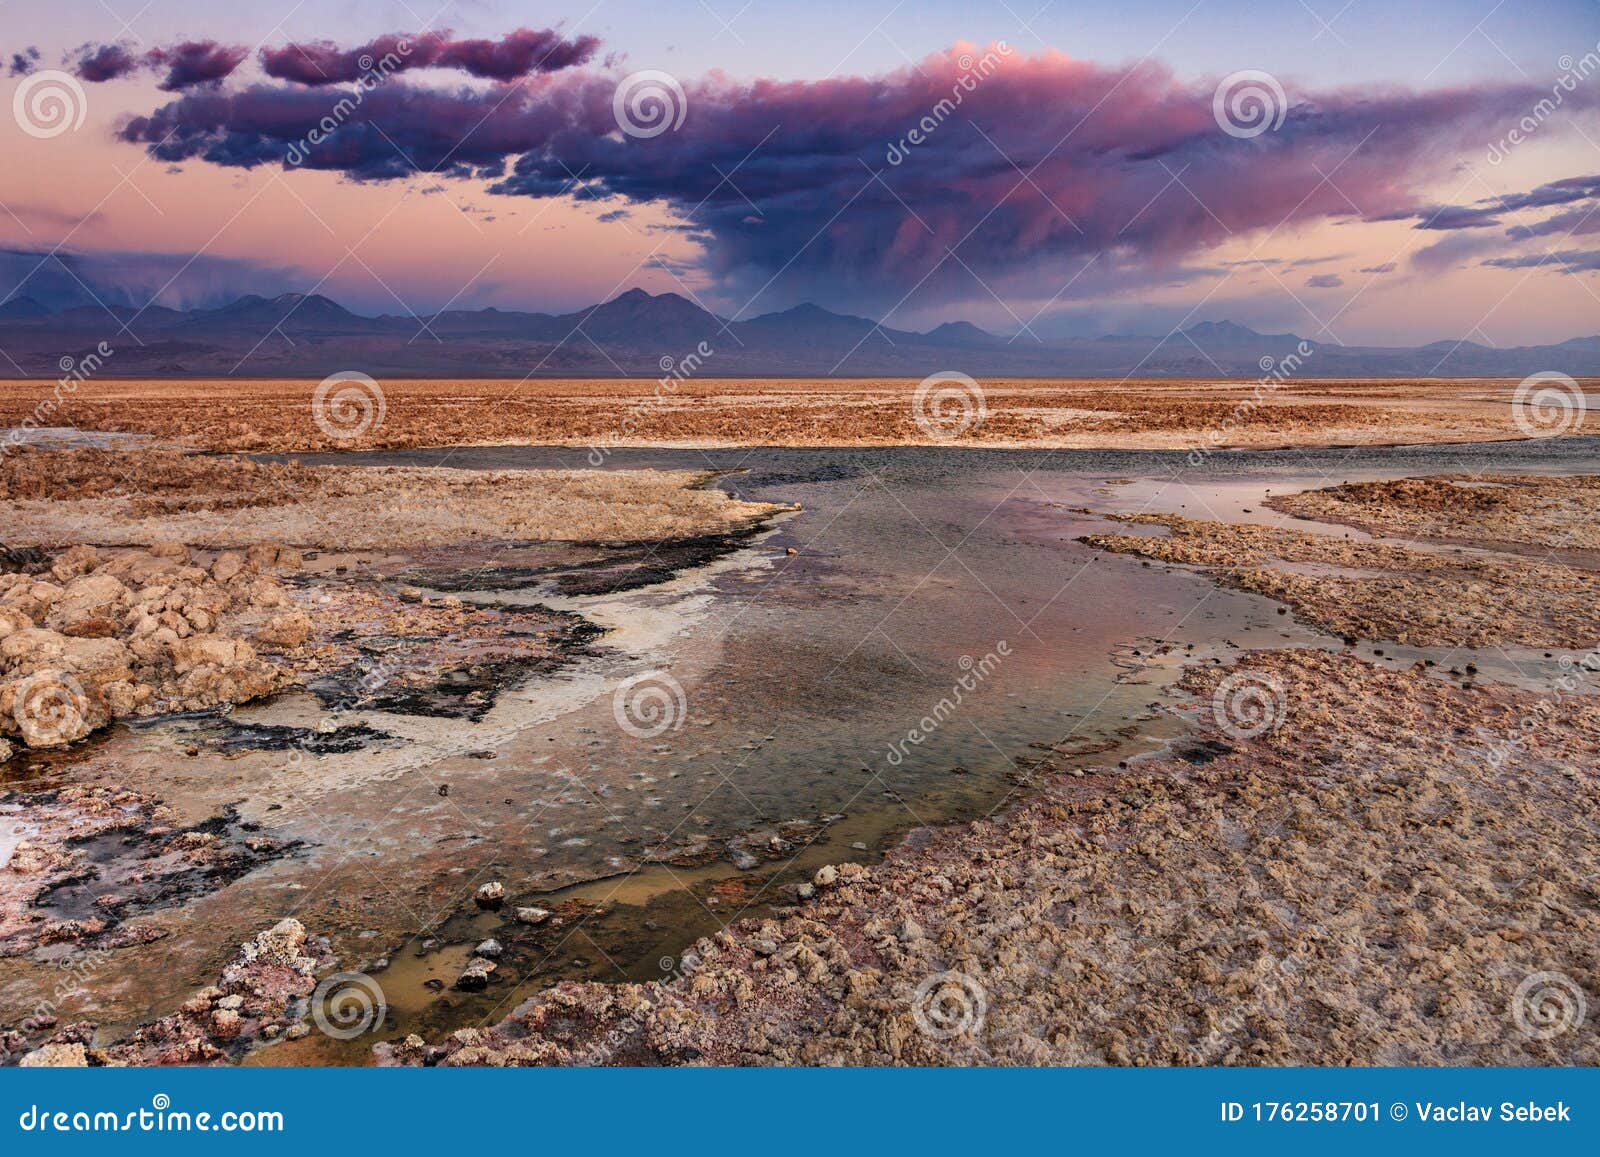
[394,525,773,598]
[0,544,48,572]
[306,618,606,721]
[1,788,301,959]
[144,715,394,756]
[1169,737,1235,764]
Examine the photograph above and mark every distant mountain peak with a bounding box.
[1181,319,1307,347]
[926,320,996,343]
[1184,319,1262,339]
[0,295,49,319]
[4,290,1596,378]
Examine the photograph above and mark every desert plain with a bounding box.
[0,376,1596,1067]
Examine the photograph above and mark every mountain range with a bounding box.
[3,288,1597,379]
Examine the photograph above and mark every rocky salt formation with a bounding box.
[1079,510,1600,648]
[1267,474,1600,554]
[0,536,613,755]
[0,446,782,758]
[0,543,304,757]
[4,918,331,1066]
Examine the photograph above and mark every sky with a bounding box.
[2,0,1598,345]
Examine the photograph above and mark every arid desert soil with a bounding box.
[1,376,1584,453]
[1268,474,1600,555]
[344,473,1595,1068]
[8,469,1598,1067]
[0,447,781,549]
[1078,506,1600,648]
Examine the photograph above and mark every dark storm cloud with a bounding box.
[69,40,247,89]
[71,43,139,82]
[147,41,250,91]
[114,43,1600,305]
[256,28,600,86]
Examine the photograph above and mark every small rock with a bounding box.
[454,958,496,992]
[253,609,312,649]
[813,864,839,887]
[514,906,551,926]
[211,552,247,584]
[209,1008,243,1039]
[19,1043,88,1067]
[474,938,504,958]
[473,881,505,909]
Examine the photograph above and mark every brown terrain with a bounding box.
[0,448,778,762]
[1,375,1582,453]
[374,648,1599,1067]
[2,401,1596,1066]
[346,475,1600,1067]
